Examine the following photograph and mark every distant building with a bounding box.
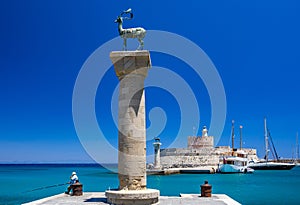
[159,126,258,169]
[187,126,214,149]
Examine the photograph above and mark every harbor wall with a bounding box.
[160,147,258,168]
[160,148,219,168]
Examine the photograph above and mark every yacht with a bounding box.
[248,160,295,170]
[247,118,295,170]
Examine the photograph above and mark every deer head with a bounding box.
[114,16,123,23]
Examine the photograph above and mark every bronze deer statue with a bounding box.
[114,9,146,50]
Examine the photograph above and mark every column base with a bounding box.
[105,189,159,205]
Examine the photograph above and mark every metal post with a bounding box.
[297,132,299,161]
[231,120,235,152]
[239,125,243,150]
[264,118,269,161]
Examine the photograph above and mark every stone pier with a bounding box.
[105,51,159,204]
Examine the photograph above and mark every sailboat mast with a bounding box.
[264,118,269,161]
[297,132,299,162]
[231,120,235,151]
[240,125,243,150]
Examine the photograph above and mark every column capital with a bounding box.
[110,51,151,80]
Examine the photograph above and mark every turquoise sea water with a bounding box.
[0,164,300,205]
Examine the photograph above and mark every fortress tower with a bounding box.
[188,126,214,149]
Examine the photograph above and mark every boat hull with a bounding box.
[219,164,254,174]
[248,162,295,170]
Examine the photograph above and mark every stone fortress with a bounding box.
[155,126,258,170]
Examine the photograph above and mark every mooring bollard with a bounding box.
[72,182,83,196]
[200,180,212,197]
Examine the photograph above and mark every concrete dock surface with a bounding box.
[23,192,241,205]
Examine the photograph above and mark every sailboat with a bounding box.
[248,118,295,170]
[219,121,254,173]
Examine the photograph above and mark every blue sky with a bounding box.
[0,0,300,163]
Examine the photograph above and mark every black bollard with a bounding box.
[200,180,212,197]
[72,182,83,196]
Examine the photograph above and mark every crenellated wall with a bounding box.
[160,148,218,168]
[160,147,258,168]
[187,136,214,149]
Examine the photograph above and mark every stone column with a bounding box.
[106,51,159,205]
[153,138,162,169]
[110,51,150,190]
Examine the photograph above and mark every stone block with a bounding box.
[105,189,159,205]
[110,51,151,80]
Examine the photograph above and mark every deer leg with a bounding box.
[140,39,144,50]
[137,38,144,50]
[123,38,127,51]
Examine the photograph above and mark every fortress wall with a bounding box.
[160,154,219,168]
[214,147,258,160]
[158,134,258,168]
[187,136,214,149]
[161,148,214,157]
[160,147,258,168]
[243,149,258,160]
[243,148,257,155]
[160,148,219,168]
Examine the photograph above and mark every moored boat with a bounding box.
[219,156,254,173]
[219,121,254,174]
[248,160,295,170]
[248,118,295,170]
